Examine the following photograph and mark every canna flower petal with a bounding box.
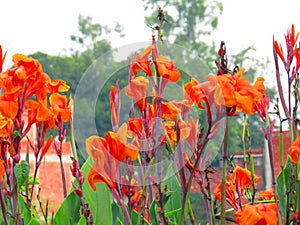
[231,166,258,194]
[290,136,300,164]
[0,45,7,73]
[0,159,4,180]
[258,189,274,200]
[214,180,237,208]
[161,101,181,120]
[125,76,149,112]
[235,203,278,225]
[49,93,72,122]
[110,83,120,130]
[0,95,18,119]
[130,45,154,76]
[155,55,180,82]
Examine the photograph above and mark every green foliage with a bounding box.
[277,156,293,219]
[54,191,82,225]
[79,157,113,225]
[14,160,30,189]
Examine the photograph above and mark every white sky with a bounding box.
[1,0,300,81]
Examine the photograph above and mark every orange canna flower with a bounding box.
[47,79,70,93]
[25,99,56,130]
[49,93,72,122]
[39,135,53,160]
[213,68,262,114]
[0,114,12,135]
[161,101,181,121]
[294,47,300,72]
[130,45,154,76]
[0,45,7,73]
[235,203,278,225]
[290,136,300,164]
[87,136,118,190]
[0,95,19,119]
[0,159,4,180]
[125,76,149,112]
[273,40,286,64]
[155,55,180,82]
[258,189,274,200]
[128,117,143,138]
[12,53,43,80]
[110,84,120,131]
[184,77,216,109]
[214,181,238,209]
[87,124,139,190]
[231,166,258,194]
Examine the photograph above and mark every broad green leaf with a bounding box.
[162,165,181,223]
[277,172,286,217]
[77,216,86,225]
[149,200,158,225]
[115,217,124,225]
[131,210,151,225]
[14,160,30,189]
[27,218,42,225]
[276,156,293,217]
[112,201,124,224]
[54,191,81,225]
[80,157,112,225]
[18,194,32,224]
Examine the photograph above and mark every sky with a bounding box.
[1,0,300,83]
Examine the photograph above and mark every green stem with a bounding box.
[220,116,229,225]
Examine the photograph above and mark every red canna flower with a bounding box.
[130,45,154,76]
[290,136,300,164]
[235,203,278,225]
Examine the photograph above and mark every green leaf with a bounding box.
[27,218,42,225]
[131,210,151,225]
[80,157,112,225]
[18,194,32,224]
[77,216,86,225]
[276,156,293,217]
[161,165,181,223]
[14,160,30,189]
[277,172,286,216]
[115,217,124,225]
[112,201,124,224]
[149,200,159,225]
[54,191,81,225]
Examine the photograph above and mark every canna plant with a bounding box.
[0,7,299,225]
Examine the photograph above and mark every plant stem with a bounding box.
[112,189,132,225]
[59,155,67,198]
[220,116,229,225]
[0,189,9,225]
